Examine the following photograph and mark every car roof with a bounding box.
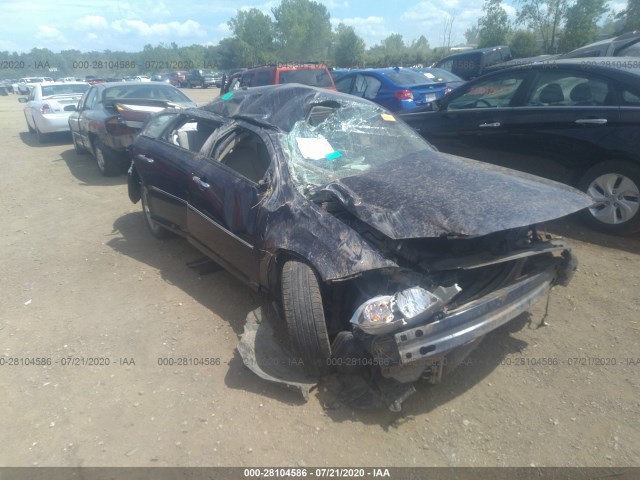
[486,56,640,77]
[203,83,379,132]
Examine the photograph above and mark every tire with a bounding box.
[141,185,172,239]
[94,139,120,177]
[72,133,87,154]
[281,260,332,377]
[36,126,47,143]
[577,160,640,235]
[26,118,35,133]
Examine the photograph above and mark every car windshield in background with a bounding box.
[285,100,430,191]
[41,84,89,97]
[102,84,192,103]
[423,68,462,83]
[279,69,333,87]
[386,70,434,84]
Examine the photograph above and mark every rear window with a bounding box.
[278,69,333,87]
[103,85,192,103]
[386,70,431,85]
[41,84,89,97]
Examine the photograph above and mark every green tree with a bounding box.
[464,25,480,45]
[517,0,569,53]
[510,29,541,56]
[478,0,512,47]
[228,8,275,65]
[333,24,365,67]
[559,0,608,52]
[272,0,332,62]
[616,0,640,33]
[408,35,431,66]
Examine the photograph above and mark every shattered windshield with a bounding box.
[285,100,431,193]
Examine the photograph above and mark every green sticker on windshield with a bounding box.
[221,92,233,100]
[325,151,342,160]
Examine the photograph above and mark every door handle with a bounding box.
[136,154,154,164]
[575,118,607,125]
[192,175,210,189]
[479,122,501,128]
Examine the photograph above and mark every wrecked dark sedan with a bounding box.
[127,84,591,401]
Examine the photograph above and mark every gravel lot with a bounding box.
[1,88,639,468]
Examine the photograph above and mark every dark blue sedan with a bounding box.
[334,67,447,111]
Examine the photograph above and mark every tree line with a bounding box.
[0,0,637,79]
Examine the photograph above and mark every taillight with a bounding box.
[105,116,136,135]
[40,103,53,114]
[394,89,413,101]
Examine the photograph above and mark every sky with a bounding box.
[0,0,627,54]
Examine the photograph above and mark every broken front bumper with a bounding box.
[359,255,571,382]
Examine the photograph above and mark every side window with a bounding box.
[621,88,640,106]
[618,42,640,56]
[240,73,253,88]
[140,113,177,139]
[361,75,382,100]
[335,76,354,94]
[526,71,611,106]
[252,70,272,86]
[83,87,99,110]
[213,130,271,183]
[447,73,527,110]
[165,117,219,152]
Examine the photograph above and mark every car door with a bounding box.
[416,71,530,163]
[186,125,271,288]
[135,113,221,233]
[502,68,622,183]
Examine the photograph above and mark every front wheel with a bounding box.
[578,160,640,235]
[72,133,87,154]
[281,260,332,377]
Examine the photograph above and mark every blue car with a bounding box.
[334,67,447,111]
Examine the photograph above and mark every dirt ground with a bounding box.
[1,88,639,468]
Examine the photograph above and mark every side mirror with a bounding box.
[18,97,27,103]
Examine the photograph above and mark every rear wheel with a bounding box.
[141,185,172,239]
[94,139,120,177]
[281,260,332,377]
[578,160,640,235]
[35,126,47,143]
[72,133,87,154]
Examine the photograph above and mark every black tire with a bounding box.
[577,160,640,235]
[35,126,47,143]
[281,260,332,377]
[27,121,35,133]
[94,139,120,177]
[141,185,173,239]
[72,133,87,154]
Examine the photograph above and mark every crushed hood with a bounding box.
[313,151,593,239]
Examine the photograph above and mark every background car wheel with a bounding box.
[72,134,87,154]
[578,160,640,235]
[94,139,119,177]
[281,260,332,377]
[35,127,47,143]
[141,186,173,239]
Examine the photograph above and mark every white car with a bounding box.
[19,81,89,142]
[17,76,53,94]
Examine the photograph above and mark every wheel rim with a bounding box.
[96,146,105,171]
[586,172,640,225]
[142,187,161,234]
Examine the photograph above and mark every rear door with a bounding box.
[502,68,621,183]
[134,114,221,232]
